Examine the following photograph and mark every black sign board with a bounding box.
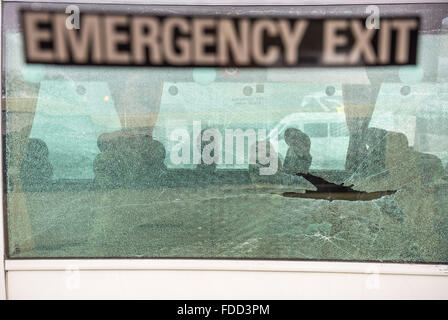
[21,10,419,67]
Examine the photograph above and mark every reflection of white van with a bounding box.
[270,112,349,170]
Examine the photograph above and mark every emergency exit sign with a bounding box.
[22,10,419,67]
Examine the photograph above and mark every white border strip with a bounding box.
[5,259,448,276]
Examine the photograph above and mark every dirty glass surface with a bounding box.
[3,2,448,262]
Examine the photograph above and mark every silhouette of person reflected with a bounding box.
[248,139,282,183]
[283,128,312,175]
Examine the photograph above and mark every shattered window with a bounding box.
[3,2,448,263]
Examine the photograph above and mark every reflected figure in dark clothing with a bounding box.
[283,128,312,175]
[94,129,167,188]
